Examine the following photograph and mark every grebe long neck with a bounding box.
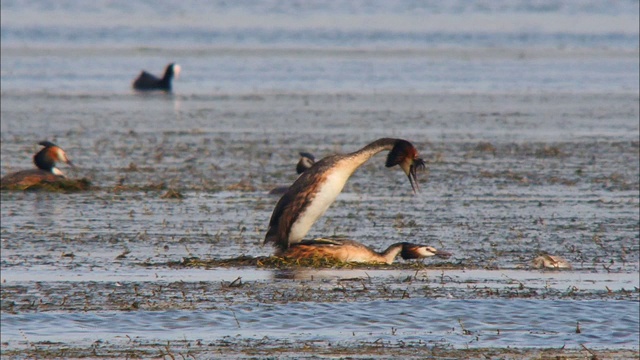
[341,138,398,173]
[162,63,179,88]
[32,142,71,177]
[377,242,406,264]
[33,147,55,172]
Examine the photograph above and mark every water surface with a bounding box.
[1,0,639,357]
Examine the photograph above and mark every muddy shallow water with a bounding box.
[2,92,639,359]
[2,1,640,358]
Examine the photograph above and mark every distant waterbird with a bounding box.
[132,63,181,92]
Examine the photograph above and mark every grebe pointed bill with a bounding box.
[264,138,427,255]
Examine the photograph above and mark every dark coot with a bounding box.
[132,63,181,91]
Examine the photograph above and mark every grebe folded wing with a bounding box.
[265,167,328,250]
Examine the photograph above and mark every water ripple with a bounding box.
[2,299,638,349]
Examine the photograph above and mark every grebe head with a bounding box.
[296,152,316,174]
[166,63,181,80]
[34,141,74,175]
[400,243,451,260]
[385,140,426,193]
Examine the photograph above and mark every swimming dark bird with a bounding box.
[1,141,74,188]
[132,63,181,92]
[282,238,451,264]
[269,152,316,195]
[264,138,440,263]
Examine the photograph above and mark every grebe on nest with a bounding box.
[264,138,449,264]
[132,63,181,92]
[269,152,315,195]
[532,254,572,269]
[283,238,451,265]
[1,141,75,188]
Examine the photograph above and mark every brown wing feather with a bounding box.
[265,156,340,251]
[283,239,384,263]
[265,177,322,251]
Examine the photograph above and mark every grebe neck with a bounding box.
[33,149,55,172]
[378,243,406,264]
[341,138,398,173]
[51,167,66,177]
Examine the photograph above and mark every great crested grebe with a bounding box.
[269,152,316,195]
[1,141,74,188]
[532,254,572,269]
[264,138,444,264]
[132,63,181,91]
[283,238,451,265]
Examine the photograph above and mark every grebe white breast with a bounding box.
[264,138,441,263]
[269,152,316,195]
[132,63,181,92]
[1,141,74,188]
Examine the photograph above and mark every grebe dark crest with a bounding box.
[269,152,316,195]
[264,138,442,263]
[1,141,74,188]
[132,63,181,92]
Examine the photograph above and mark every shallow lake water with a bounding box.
[1,0,639,359]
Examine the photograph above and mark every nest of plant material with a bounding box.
[1,178,92,192]
[158,255,458,270]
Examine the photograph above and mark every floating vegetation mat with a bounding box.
[151,255,462,270]
[1,178,92,192]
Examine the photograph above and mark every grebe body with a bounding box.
[1,141,74,188]
[269,152,315,195]
[282,238,451,264]
[532,254,572,269]
[265,138,427,254]
[133,63,181,91]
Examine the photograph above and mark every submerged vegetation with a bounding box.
[2,341,636,360]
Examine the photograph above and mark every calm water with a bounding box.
[2,299,638,349]
[1,0,639,94]
[1,0,639,355]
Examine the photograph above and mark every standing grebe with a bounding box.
[1,141,74,188]
[132,63,181,91]
[264,138,442,263]
[269,152,316,195]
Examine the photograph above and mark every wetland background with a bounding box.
[1,0,639,359]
